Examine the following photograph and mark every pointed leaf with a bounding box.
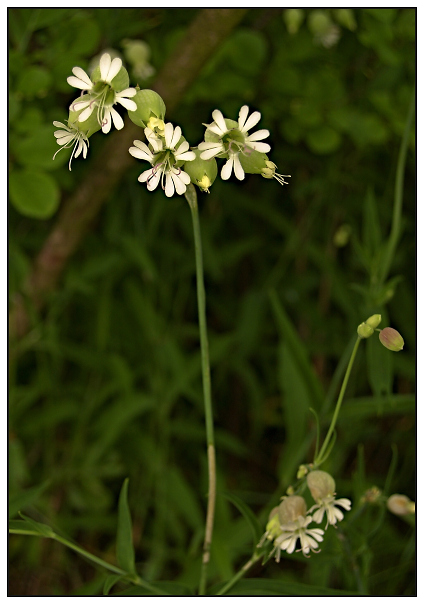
[116,478,136,574]
[221,491,263,549]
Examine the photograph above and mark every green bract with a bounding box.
[127,89,166,128]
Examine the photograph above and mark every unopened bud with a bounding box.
[183,149,217,193]
[357,322,374,339]
[128,89,166,128]
[379,327,404,352]
[387,494,415,516]
[365,314,382,329]
[297,464,309,479]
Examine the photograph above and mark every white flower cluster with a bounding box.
[53,52,291,193]
[258,471,351,561]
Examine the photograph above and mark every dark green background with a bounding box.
[9,8,415,596]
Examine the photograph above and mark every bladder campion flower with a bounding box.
[198,105,271,181]
[129,122,196,197]
[68,53,137,133]
[307,470,351,528]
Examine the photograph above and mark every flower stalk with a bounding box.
[185,184,216,595]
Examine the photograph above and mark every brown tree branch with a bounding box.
[9,8,248,341]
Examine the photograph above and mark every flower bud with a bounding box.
[296,464,309,479]
[183,149,217,193]
[357,322,374,339]
[379,327,404,352]
[365,314,382,329]
[277,496,307,524]
[307,470,335,502]
[264,506,281,540]
[127,89,166,128]
[387,494,415,516]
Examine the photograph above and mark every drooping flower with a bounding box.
[198,105,271,181]
[307,470,351,528]
[258,496,324,562]
[68,53,137,134]
[129,122,196,197]
[274,514,325,559]
[52,120,89,171]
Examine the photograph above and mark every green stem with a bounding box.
[9,528,169,595]
[315,336,361,466]
[216,553,261,595]
[380,87,415,284]
[185,186,216,595]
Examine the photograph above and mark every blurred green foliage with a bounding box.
[9,8,415,596]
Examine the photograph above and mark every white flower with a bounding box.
[274,515,324,560]
[129,122,195,198]
[67,53,122,92]
[52,120,89,171]
[198,105,271,181]
[68,53,137,133]
[309,495,352,529]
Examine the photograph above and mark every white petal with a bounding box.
[246,129,270,141]
[107,57,122,82]
[171,172,187,195]
[146,171,161,191]
[116,97,137,111]
[71,98,92,112]
[72,66,93,87]
[238,105,249,130]
[74,140,83,159]
[178,170,191,185]
[82,142,88,159]
[110,107,124,130]
[53,121,68,129]
[233,154,245,180]
[78,106,95,122]
[221,157,234,180]
[117,87,136,97]
[164,123,174,148]
[164,173,175,197]
[56,134,74,145]
[246,141,271,153]
[175,141,189,154]
[170,125,182,149]
[67,76,89,90]
[211,109,228,135]
[175,150,196,162]
[102,108,112,133]
[241,110,261,132]
[129,146,153,162]
[99,53,112,80]
[138,168,153,182]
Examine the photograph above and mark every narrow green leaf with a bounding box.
[116,478,136,575]
[103,574,124,595]
[18,513,55,538]
[220,491,263,549]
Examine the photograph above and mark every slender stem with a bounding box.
[380,87,415,284]
[315,336,361,465]
[9,528,169,595]
[186,186,216,595]
[216,553,261,595]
